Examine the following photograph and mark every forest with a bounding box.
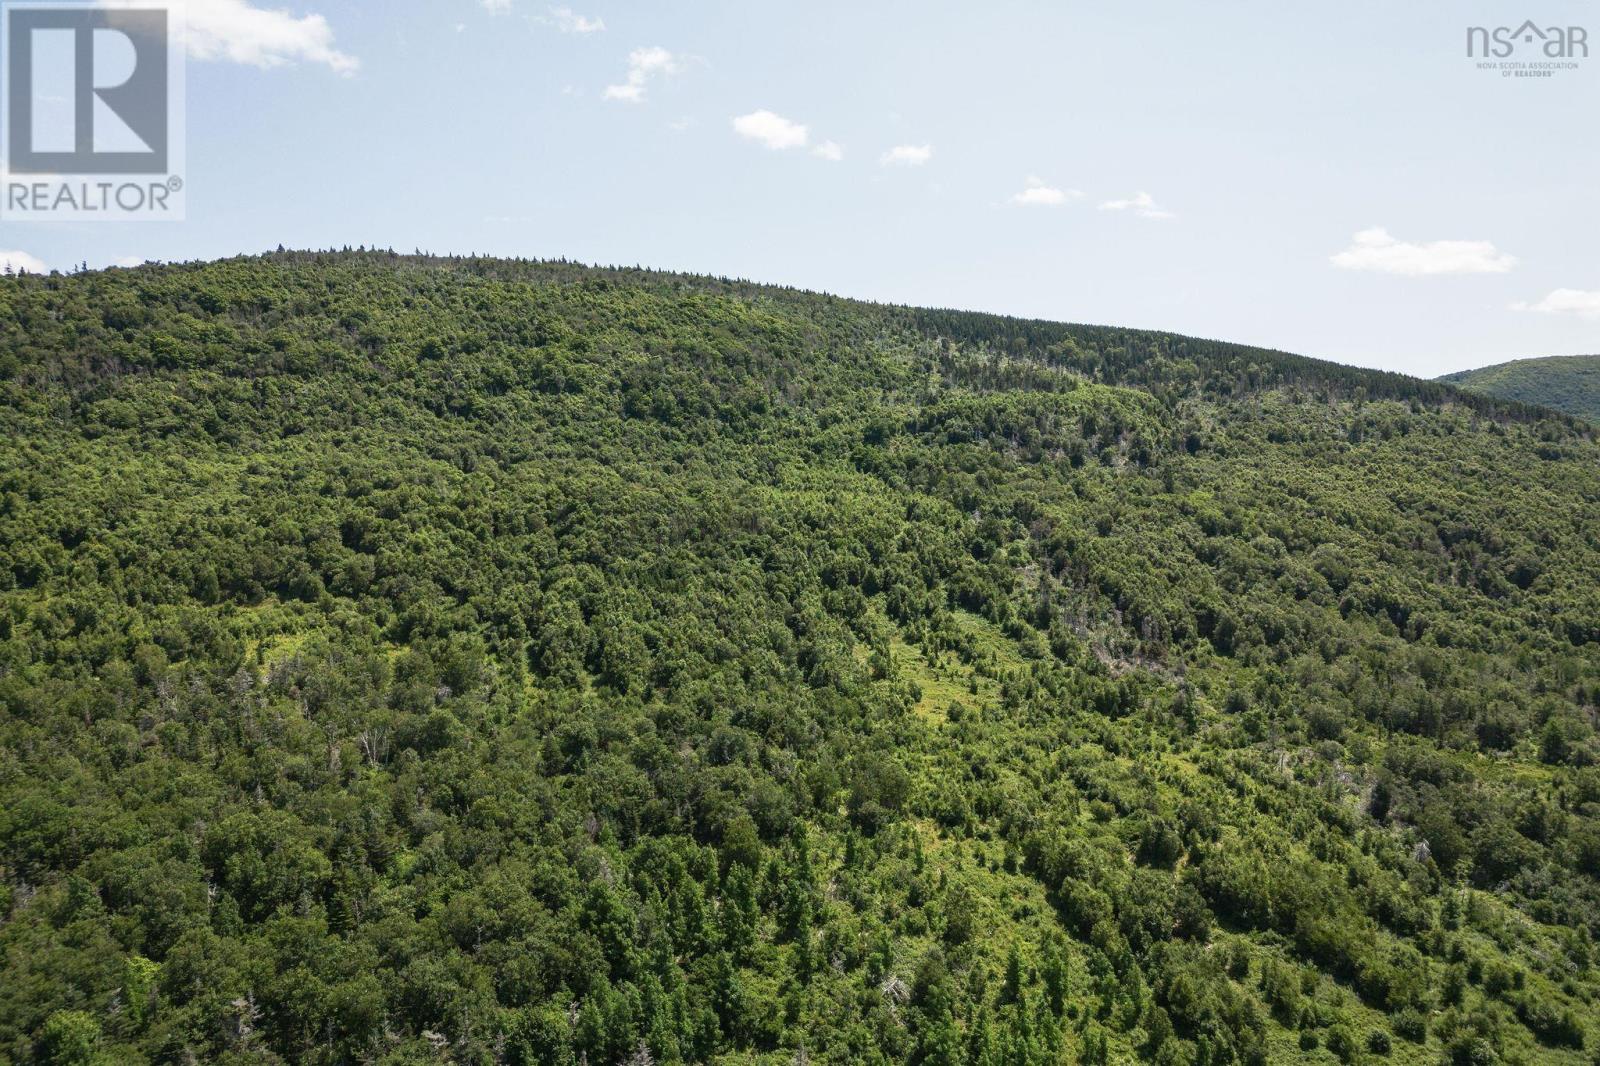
[1,251,1598,1065]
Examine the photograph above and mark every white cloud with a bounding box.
[479,0,511,11]
[114,256,151,268]
[880,144,932,167]
[1010,175,1080,207]
[732,110,808,150]
[729,111,840,160]
[1099,191,1174,219]
[1512,288,1600,318]
[0,250,49,275]
[1331,227,1516,276]
[543,5,603,33]
[163,0,359,74]
[603,46,679,103]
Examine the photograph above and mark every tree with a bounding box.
[38,1011,99,1065]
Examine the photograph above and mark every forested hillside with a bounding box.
[2,252,1599,1066]
[1441,356,1600,423]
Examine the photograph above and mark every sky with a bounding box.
[0,0,1596,377]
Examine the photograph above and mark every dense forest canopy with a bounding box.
[2,251,1598,1066]
[1440,355,1600,424]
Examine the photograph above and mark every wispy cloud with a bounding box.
[156,0,359,73]
[0,250,49,274]
[730,110,842,160]
[541,5,603,33]
[1331,227,1516,276]
[479,0,511,11]
[1512,288,1600,318]
[603,46,679,103]
[733,109,808,150]
[880,144,932,167]
[1099,191,1173,219]
[1010,175,1081,207]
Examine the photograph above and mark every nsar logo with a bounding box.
[1467,20,1588,59]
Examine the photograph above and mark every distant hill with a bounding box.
[1441,354,1600,421]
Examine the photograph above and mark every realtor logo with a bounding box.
[1,2,185,220]
[7,6,167,172]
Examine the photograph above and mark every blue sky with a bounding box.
[2,0,1596,376]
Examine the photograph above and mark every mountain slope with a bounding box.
[1441,354,1600,422]
[1,252,1598,1066]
